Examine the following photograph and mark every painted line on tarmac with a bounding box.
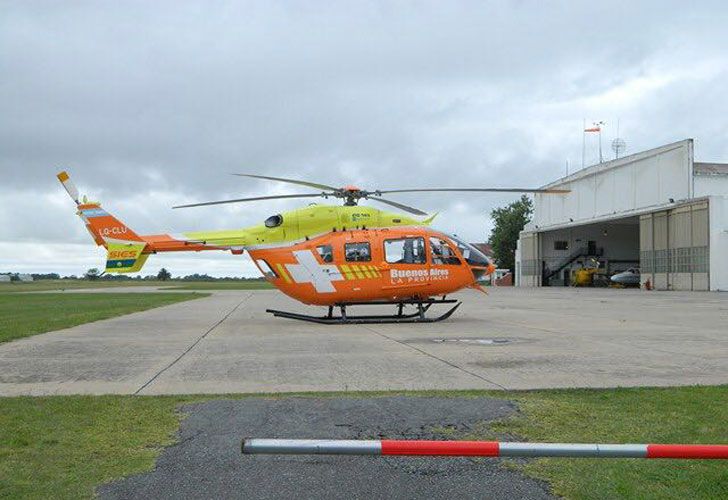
[361,325,509,391]
[134,293,252,395]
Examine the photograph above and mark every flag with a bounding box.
[584,126,601,132]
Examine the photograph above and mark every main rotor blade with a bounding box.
[173,193,324,209]
[368,196,428,216]
[376,188,570,194]
[233,173,340,193]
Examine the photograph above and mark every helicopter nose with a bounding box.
[486,262,496,275]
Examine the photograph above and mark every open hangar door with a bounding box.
[539,218,640,286]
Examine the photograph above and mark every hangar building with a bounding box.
[516,139,728,291]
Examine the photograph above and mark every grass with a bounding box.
[0,292,208,344]
[1,387,727,499]
[489,386,728,499]
[0,279,273,293]
[161,281,273,290]
[0,280,170,293]
[0,396,193,499]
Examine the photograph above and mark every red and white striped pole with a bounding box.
[241,439,728,460]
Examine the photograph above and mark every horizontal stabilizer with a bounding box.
[105,242,149,273]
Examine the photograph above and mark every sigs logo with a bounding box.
[108,250,137,259]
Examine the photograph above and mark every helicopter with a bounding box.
[57,172,568,324]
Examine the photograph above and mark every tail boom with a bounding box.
[60,170,238,273]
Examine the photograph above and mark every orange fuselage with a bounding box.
[248,227,494,305]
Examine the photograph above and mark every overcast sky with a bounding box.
[1,1,727,277]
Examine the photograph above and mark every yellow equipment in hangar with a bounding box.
[571,258,601,287]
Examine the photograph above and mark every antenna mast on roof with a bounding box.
[611,119,626,159]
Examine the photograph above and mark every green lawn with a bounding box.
[0,279,272,293]
[0,279,274,293]
[1,387,726,499]
[0,280,170,293]
[161,280,273,290]
[0,292,208,344]
[488,385,728,499]
[0,396,191,499]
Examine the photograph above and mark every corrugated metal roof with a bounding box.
[694,162,728,176]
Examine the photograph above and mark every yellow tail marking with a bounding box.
[360,266,373,278]
[276,264,292,283]
[368,265,381,277]
[340,265,355,280]
[351,266,366,279]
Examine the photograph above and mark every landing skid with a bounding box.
[266,298,461,324]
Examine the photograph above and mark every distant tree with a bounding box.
[85,268,101,280]
[31,273,60,280]
[157,268,172,281]
[488,195,533,274]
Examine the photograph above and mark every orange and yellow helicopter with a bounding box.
[58,172,567,324]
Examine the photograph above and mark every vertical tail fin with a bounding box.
[77,204,144,245]
[58,171,150,273]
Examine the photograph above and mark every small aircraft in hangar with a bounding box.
[57,172,568,324]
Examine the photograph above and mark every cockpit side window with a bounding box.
[264,214,283,228]
[429,237,461,265]
[447,234,491,267]
[384,237,426,264]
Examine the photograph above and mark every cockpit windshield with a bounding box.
[447,234,491,267]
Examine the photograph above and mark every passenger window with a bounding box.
[384,237,426,264]
[345,242,371,262]
[256,259,278,278]
[429,237,461,265]
[317,244,333,263]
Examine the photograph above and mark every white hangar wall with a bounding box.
[517,139,728,291]
[532,140,693,230]
[709,196,728,291]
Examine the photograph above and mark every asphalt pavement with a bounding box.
[2,287,728,395]
[98,396,555,500]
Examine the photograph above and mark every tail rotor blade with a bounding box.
[56,171,80,204]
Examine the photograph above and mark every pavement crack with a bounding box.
[361,325,509,391]
[133,294,251,395]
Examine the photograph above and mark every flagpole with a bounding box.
[581,118,586,169]
[599,127,603,163]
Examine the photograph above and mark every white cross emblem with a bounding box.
[285,250,345,293]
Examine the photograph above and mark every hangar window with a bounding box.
[429,237,461,265]
[264,214,283,228]
[345,242,371,262]
[255,259,277,278]
[554,240,569,251]
[317,244,333,263]
[384,237,426,264]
